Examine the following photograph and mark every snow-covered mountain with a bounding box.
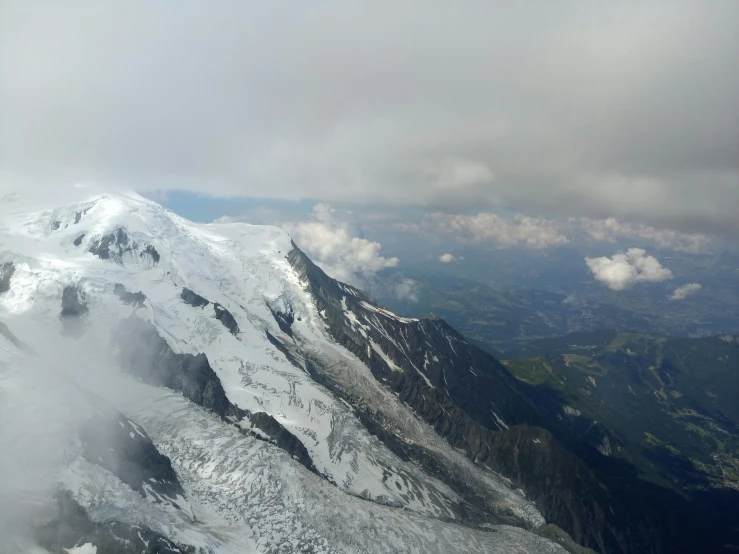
[1,191,709,554]
[0,191,571,553]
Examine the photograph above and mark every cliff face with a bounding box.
[287,242,717,554]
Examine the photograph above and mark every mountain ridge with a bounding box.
[0,191,565,553]
[0,191,725,553]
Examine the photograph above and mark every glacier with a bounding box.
[0,190,566,553]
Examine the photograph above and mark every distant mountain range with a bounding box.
[502,330,739,550]
[378,270,739,352]
[504,330,739,490]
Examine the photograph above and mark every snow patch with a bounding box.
[65,544,97,554]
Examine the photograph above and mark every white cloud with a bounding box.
[284,204,398,287]
[427,213,569,249]
[585,248,673,291]
[579,217,710,253]
[439,253,456,263]
[670,283,702,300]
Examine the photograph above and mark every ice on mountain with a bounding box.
[0,191,563,553]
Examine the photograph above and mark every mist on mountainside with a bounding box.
[0,316,180,553]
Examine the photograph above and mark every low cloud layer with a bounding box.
[579,218,710,253]
[407,213,569,249]
[1,2,737,237]
[670,283,702,300]
[285,204,398,287]
[439,253,456,263]
[585,248,673,291]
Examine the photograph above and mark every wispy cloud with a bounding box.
[670,283,702,300]
[578,217,710,253]
[405,213,568,249]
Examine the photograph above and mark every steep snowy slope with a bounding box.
[0,191,566,553]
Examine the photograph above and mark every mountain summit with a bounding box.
[0,192,718,553]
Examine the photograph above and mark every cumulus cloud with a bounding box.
[578,217,710,253]
[285,204,398,287]
[439,253,456,263]
[585,248,673,291]
[423,213,569,249]
[1,2,737,237]
[670,283,702,300]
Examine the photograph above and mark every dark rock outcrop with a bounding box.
[287,242,718,554]
[265,330,302,368]
[480,425,713,554]
[61,285,88,318]
[88,228,159,266]
[115,316,245,421]
[89,228,129,260]
[214,303,239,334]
[79,394,185,503]
[73,233,85,246]
[269,305,294,337]
[181,287,210,308]
[114,283,146,308]
[141,244,161,264]
[180,288,239,334]
[114,317,318,476]
[0,261,14,294]
[535,524,598,554]
[245,411,316,473]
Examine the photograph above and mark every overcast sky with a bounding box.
[1,1,737,241]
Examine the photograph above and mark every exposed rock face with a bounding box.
[113,284,146,309]
[35,491,198,554]
[73,233,85,246]
[535,524,598,554]
[141,244,160,264]
[213,303,239,334]
[265,330,302,368]
[287,242,716,554]
[0,261,14,294]
[61,286,88,319]
[269,305,294,337]
[88,228,160,266]
[180,288,238,334]
[244,411,316,473]
[481,425,711,554]
[79,393,185,504]
[288,243,540,432]
[114,316,316,475]
[88,228,130,260]
[181,287,210,308]
[115,316,245,421]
